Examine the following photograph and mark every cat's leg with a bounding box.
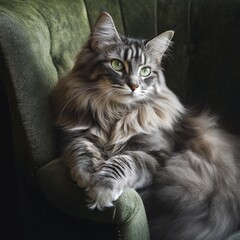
[64,137,103,188]
[86,151,159,210]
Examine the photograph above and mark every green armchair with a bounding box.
[1,0,240,239]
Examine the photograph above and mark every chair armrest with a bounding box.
[37,158,150,240]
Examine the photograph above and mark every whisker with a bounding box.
[57,93,82,125]
[57,86,101,124]
[85,88,119,113]
[111,84,124,90]
[57,81,129,124]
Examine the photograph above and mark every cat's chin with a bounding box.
[112,92,143,105]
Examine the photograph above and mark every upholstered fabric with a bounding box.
[1,0,240,239]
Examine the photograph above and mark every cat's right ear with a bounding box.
[91,12,122,49]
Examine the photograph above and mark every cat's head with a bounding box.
[71,12,174,106]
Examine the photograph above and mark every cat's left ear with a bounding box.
[146,31,174,62]
[91,12,122,49]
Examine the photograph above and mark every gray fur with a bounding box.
[52,12,240,240]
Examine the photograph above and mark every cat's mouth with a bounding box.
[115,87,141,97]
[112,84,141,94]
[111,87,145,104]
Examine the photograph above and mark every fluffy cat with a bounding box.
[52,12,240,240]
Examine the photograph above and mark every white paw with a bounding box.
[86,185,123,210]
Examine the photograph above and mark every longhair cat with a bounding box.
[52,12,240,240]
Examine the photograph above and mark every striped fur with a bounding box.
[52,12,240,240]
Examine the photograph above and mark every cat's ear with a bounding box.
[91,12,121,49]
[146,31,174,62]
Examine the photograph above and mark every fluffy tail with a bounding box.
[140,187,240,240]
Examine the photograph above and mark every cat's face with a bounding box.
[75,12,174,105]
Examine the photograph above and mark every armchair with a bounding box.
[1,0,240,239]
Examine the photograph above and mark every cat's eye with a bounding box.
[140,67,151,77]
[111,59,124,71]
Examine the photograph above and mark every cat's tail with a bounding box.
[140,186,240,240]
[172,194,239,240]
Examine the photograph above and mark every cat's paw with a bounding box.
[86,185,123,210]
[86,169,123,210]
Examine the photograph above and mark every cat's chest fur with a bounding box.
[86,104,173,156]
[88,126,169,160]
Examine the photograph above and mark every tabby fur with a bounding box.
[52,12,240,240]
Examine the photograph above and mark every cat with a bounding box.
[52,12,240,240]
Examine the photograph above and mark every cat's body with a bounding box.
[52,12,240,240]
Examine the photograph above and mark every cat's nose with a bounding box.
[128,83,139,92]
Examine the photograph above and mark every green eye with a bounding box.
[111,59,124,71]
[140,67,151,77]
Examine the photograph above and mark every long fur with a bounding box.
[52,12,240,240]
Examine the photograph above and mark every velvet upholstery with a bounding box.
[1,0,240,239]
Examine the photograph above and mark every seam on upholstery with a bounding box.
[35,7,57,77]
[154,0,157,35]
[187,0,192,43]
[118,0,127,36]
[34,8,51,49]
[187,0,192,71]
[82,0,92,30]
[186,0,192,102]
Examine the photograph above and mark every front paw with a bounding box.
[86,185,123,210]
[86,171,123,210]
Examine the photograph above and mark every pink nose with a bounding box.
[128,83,139,92]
